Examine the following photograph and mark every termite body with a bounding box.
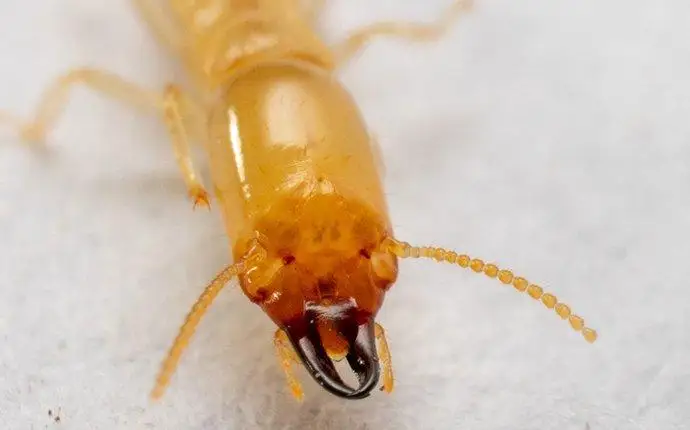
[0,0,598,401]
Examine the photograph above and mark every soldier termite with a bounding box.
[0,0,598,401]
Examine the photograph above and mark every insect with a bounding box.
[0,0,597,401]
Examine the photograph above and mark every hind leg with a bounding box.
[333,0,472,67]
[0,68,210,208]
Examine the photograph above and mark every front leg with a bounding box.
[0,68,210,209]
[161,84,211,208]
[375,323,394,393]
[274,329,305,400]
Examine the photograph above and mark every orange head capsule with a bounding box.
[236,194,398,398]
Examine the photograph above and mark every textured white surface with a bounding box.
[1,1,689,429]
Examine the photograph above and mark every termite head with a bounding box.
[236,199,398,399]
[153,207,598,402]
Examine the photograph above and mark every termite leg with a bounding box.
[0,68,159,143]
[333,0,472,67]
[274,329,305,401]
[0,68,210,209]
[131,0,184,54]
[375,323,394,393]
[162,85,211,209]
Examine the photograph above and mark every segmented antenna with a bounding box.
[151,242,266,400]
[383,238,598,343]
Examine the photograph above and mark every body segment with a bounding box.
[208,61,388,247]
[167,0,336,88]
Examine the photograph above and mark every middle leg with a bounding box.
[274,329,305,400]
[0,68,210,208]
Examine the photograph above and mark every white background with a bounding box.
[1,1,689,429]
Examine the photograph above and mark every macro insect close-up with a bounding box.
[1,0,689,429]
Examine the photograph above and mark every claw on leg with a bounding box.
[190,186,211,210]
